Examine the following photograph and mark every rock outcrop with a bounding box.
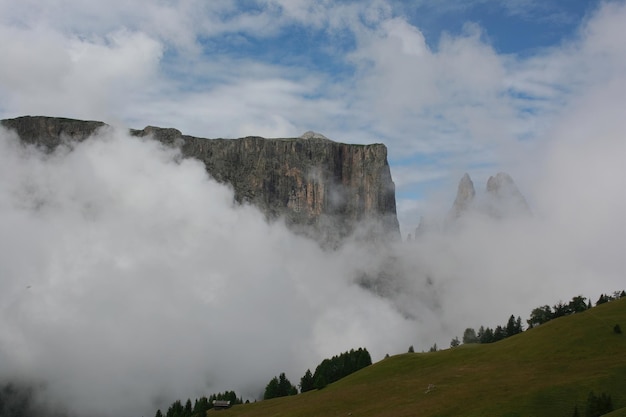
[1,116,400,247]
[449,173,476,220]
[485,172,531,218]
[445,172,530,223]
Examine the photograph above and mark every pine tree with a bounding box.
[263,377,279,400]
[264,373,298,399]
[277,373,291,396]
[184,398,192,417]
[355,348,372,369]
[506,315,518,337]
[493,325,506,341]
[193,397,209,415]
[300,369,315,393]
[408,345,414,353]
[596,294,609,305]
[314,373,328,390]
[480,327,494,343]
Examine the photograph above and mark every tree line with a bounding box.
[301,347,372,392]
[150,289,624,416]
[452,290,625,348]
[263,347,372,399]
[154,391,244,417]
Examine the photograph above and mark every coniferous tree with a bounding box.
[193,397,209,415]
[493,326,506,342]
[596,294,610,305]
[311,347,372,390]
[506,315,518,337]
[166,400,183,417]
[480,327,494,343]
[277,373,292,396]
[450,337,460,347]
[515,316,523,333]
[355,347,372,369]
[263,377,279,400]
[300,369,315,393]
[408,345,414,353]
[155,410,163,417]
[314,373,328,390]
[264,373,297,400]
[477,326,485,339]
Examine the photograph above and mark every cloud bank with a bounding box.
[0,1,624,416]
[1,68,623,413]
[0,127,422,416]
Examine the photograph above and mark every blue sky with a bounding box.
[0,0,624,235]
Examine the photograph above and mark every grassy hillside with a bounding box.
[218,298,626,417]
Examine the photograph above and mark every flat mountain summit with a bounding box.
[1,115,400,247]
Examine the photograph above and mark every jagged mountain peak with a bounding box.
[485,172,531,218]
[450,173,476,219]
[442,171,530,229]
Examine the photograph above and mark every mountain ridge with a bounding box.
[1,115,400,247]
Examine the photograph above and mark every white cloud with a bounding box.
[0,2,624,414]
[0,24,163,121]
[0,127,423,416]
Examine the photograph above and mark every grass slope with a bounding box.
[220,299,626,417]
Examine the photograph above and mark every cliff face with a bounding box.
[1,116,106,149]
[485,172,531,218]
[1,116,400,246]
[449,173,476,220]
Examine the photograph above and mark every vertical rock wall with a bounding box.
[2,116,400,247]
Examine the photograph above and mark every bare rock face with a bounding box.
[449,173,476,219]
[0,116,106,150]
[444,172,530,225]
[1,116,400,247]
[485,172,531,218]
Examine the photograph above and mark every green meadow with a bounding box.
[219,298,626,416]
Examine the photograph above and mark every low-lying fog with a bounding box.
[0,80,623,417]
